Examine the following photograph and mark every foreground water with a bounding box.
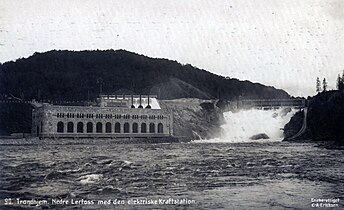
[0,139,343,209]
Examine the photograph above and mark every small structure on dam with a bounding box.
[31,95,173,139]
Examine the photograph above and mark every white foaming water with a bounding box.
[78,174,103,184]
[198,108,297,143]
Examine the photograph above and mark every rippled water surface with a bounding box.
[0,139,343,209]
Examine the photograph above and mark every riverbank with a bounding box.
[284,90,344,146]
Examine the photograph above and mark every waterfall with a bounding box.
[197,108,297,143]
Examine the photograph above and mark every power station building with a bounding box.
[32,95,173,139]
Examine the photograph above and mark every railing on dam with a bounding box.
[228,99,306,110]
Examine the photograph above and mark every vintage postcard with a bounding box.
[0,0,343,209]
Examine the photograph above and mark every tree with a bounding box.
[337,74,342,90]
[322,78,327,92]
[337,70,344,90]
[316,77,321,92]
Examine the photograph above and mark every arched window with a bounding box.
[115,122,121,133]
[149,123,155,133]
[96,122,102,133]
[158,123,163,133]
[106,122,112,133]
[67,122,74,133]
[132,123,138,133]
[77,122,83,133]
[124,123,130,133]
[57,121,64,133]
[87,122,93,133]
[141,123,147,133]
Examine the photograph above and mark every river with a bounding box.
[0,139,343,209]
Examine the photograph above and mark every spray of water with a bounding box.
[197,108,297,143]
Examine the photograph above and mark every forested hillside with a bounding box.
[0,49,290,101]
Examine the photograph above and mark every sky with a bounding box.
[0,0,343,97]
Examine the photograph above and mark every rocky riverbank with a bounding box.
[283,90,344,146]
[159,99,225,140]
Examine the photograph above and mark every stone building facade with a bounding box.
[32,95,173,139]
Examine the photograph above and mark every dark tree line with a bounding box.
[316,70,344,93]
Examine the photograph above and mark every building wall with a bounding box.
[32,106,44,137]
[32,104,173,138]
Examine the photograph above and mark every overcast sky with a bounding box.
[0,0,343,96]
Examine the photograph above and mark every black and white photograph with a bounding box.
[0,0,343,209]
